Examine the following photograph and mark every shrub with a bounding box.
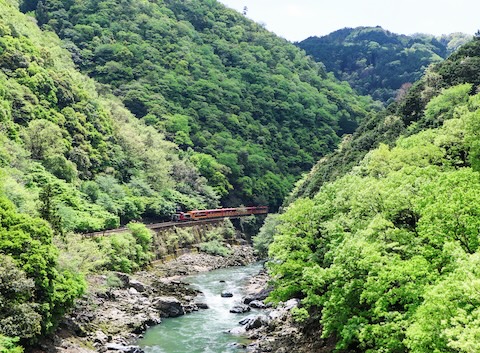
[253,214,280,258]
[97,222,154,273]
[198,240,232,257]
[0,196,85,338]
[0,335,23,353]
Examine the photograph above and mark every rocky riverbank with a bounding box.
[28,245,256,353]
[29,245,333,353]
[229,268,336,353]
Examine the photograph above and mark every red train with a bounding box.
[172,206,268,222]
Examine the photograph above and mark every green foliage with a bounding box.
[219,218,235,240]
[97,222,154,273]
[198,240,232,257]
[298,26,471,103]
[0,0,218,237]
[105,273,123,289]
[54,234,106,275]
[253,214,280,258]
[0,194,85,340]
[0,255,41,340]
[421,83,471,128]
[289,38,480,203]
[405,248,480,353]
[291,307,309,323]
[268,89,480,352]
[0,335,23,353]
[29,0,375,209]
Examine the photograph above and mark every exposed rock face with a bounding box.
[35,245,257,353]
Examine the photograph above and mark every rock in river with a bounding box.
[221,291,233,298]
[248,300,266,309]
[229,304,251,314]
[152,296,185,317]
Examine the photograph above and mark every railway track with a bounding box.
[84,215,254,237]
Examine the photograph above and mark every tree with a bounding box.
[0,255,42,341]
[23,119,66,161]
[38,183,63,237]
[0,195,85,337]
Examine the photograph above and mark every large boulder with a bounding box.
[230,304,251,314]
[245,315,269,330]
[194,301,209,309]
[152,296,185,317]
[248,300,266,309]
[242,287,272,304]
[129,279,148,293]
[238,314,270,331]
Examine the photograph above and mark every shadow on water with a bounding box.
[138,263,264,353]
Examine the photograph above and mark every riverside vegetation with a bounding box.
[256,36,480,353]
[1,0,479,352]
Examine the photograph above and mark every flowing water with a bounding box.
[137,262,264,353]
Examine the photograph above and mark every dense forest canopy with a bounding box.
[0,0,219,232]
[261,37,480,353]
[0,0,222,345]
[298,26,472,103]
[288,37,480,203]
[1,0,480,351]
[0,1,375,348]
[21,0,376,209]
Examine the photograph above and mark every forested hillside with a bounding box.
[263,37,480,353]
[298,27,471,103]
[22,0,375,209]
[288,36,480,203]
[0,0,217,347]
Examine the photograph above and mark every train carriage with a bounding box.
[172,206,268,221]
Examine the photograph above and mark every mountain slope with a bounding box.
[0,0,225,345]
[297,27,471,103]
[288,37,480,203]
[266,37,480,353]
[25,0,376,209]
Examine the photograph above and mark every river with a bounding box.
[137,262,264,353]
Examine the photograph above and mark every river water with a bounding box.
[137,262,264,353]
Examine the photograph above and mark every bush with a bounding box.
[0,255,41,340]
[98,222,154,273]
[0,196,85,338]
[0,335,23,353]
[219,218,235,240]
[198,240,232,257]
[253,214,280,258]
[105,273,123,289]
